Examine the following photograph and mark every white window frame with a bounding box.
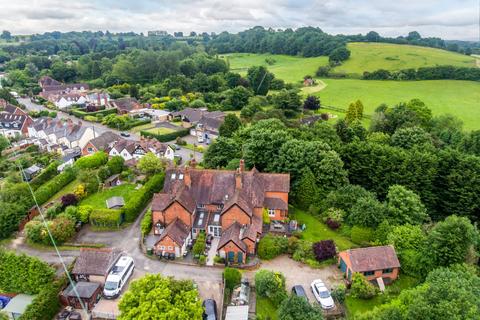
[167,246,173,251]
[159,245,165,250]
[268,209,276,217]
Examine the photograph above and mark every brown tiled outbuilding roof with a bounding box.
[156,218,190,246]
[71,248,121,276]
[344,245,400,273]
[218,222,247,252]
[263,197,288,210]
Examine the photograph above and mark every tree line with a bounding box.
[363,65,480,81]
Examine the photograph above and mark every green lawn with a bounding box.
[345,275,419,318]
[334,42,477,76]
[146,127,176,135]
[222,53,328,84]
[290,208,355,251]
[80,184,136,209]
[46,178,81,203]
[256,297,278,320]
[315,78,480,130]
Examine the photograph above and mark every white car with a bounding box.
[311,279,335,310]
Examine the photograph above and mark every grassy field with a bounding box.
[290,208,355,251]
[222,53,328,83]
[315,78,480,130]
[334,42,477,76]
[80,184,136,209]
[256,297,278,320]
[345,275,419,318]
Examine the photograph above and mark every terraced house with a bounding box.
[151,160,290,263]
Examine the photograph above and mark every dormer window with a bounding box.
[171,173,176,180]
[179,173,184,180]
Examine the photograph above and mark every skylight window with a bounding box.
[171,173,176,180]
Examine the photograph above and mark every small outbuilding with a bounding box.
[61,282,102,310]
[338,245,400,285]
[2,294,35,320]
[104,174,122,188]
[225,305,249,320]
[23,164,42,181]
[71,248,122,283]
[106,196,125,209]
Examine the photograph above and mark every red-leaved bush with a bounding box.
[61,193,78,207]
[326,218,341,230]
[313,240,336,262]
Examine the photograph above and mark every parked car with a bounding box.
[202,299,217,320]
[198,135,204,143]
[311,279,335,309]
[291,285,308,299]
[172,144,181,150]
[103,256,135,299]
[120,131,130,137]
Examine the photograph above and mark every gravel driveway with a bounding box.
[247,255,343,303]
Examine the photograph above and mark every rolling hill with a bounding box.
[333,42,478,76]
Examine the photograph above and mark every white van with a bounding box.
[103,256,135,299]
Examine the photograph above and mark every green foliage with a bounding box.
[385,185,427,225]
[345,100,364,123]
[140,127,190,142]
[331,284,346,303]
[90,209,123,227]
[291,239,316,265]
[219,114,242,137]
[247,66,274,95]
[280,295,324,320]
[140,209,152,236]
[271,89,302,115]
[358,264,480,320]
[294,168,319,209]
[107,156,125,174]
[329,46,351,63]
[255,270,286,299]
[33,168,76,205]
[350,273,378,299]
[203,137,242,169]
[25,215,75,245]
[137,152,164,176]
[29,161,60,190]
[386,225,426,276]
[193,231,206,256]
[426,215,477,268]
[118,274,203,320]
[19,281,63,320]
[350,226,375,245]
[123,173,165,222]
[391,126,433,149]
[223,267,242,291]
[0,250,55,294]
[0,202,26,239]
[70,107,117,119]
[257,234,289,260]
[74,151,108,169]
[348,196,386,228]
[78,205,93,223]
[262,208,271,224]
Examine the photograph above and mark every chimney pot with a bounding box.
[239,159,245,173]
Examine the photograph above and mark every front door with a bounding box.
[227,251,235,263]
[237,252,243,264]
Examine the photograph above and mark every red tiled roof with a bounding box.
[344,245,400,272]
[156,218,190,246]
[218,222,247,252]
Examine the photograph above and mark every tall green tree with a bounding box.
[247,66,274,95]
[385,185,427,225]
[294,168,319,208]
[118,274,203,320]
[345,100,364,123]
[219,114,242,138]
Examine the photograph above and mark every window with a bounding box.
[383,268,393,274]
[171,173,176,180]
[364,271,375,276]
[87,147,93,152]
[167,246,173,251]
[159,246,165,250]
[268,209,276,217]
[179,174,184,180]
[198,204,205,209]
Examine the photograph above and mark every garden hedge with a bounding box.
[33,168,76,205]
[70,107,117,119]
[74,151,108,169]
[123,173,165,222]
[19,281,63,320]
[29,161,61,190]
[140,127,190,142]
[90,209,123,227]
[0,250,55,294]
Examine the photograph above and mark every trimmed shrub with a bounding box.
[123,173,165,222]
[140,127,190,142]
[292,239,316,263]
[326,218,341,230]
[78,205,93,223]
[255,270,286,299]
[257,234,288,260]
[193,231,206,256]
[90,209,123,227]
[19,281,63,320]
[331,284,346,303]
[0,250,55,294]
[48,216,75,244]
[74,151,108,169]
[224,267,242,291]
[61,193,77,207]
[29,161,60,190]
[33,168,76,205]
[351,226,375,245]
[64,206,78,221]
[312,240,337,262]
[70,107,117,119]
[350,273,378,299]
[140,210,152,236]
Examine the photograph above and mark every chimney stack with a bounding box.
[184,166,191,188]
[239,159,245,173]
[190,158,197,169]
[235,168,242,190]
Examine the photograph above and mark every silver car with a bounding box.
[311,279,335,309]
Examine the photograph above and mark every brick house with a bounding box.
[151,160,290,263]
[338,245,401,285]
[154,218,191,257]
[82,131,121,156]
